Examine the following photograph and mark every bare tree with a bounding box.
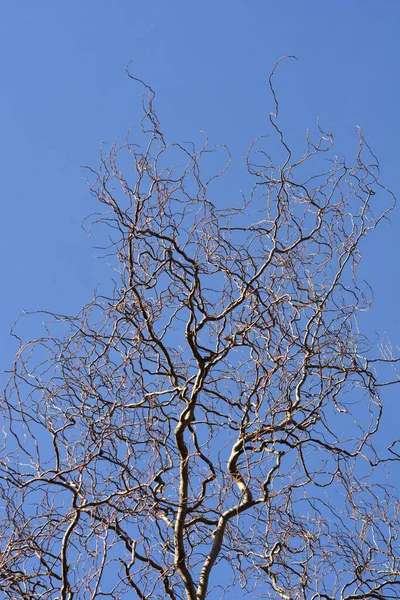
[1,60,399,599]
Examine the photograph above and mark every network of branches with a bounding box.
[1,60,399,599]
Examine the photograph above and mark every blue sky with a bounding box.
[0,2,399,596]
[0,0,398,424]
[1,1,399,349]
[1,1,399,420]
[1,2,399,434]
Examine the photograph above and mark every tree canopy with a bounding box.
[1,62,399,600]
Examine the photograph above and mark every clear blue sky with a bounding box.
[0,2,399,424]
[1,3,400,596]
